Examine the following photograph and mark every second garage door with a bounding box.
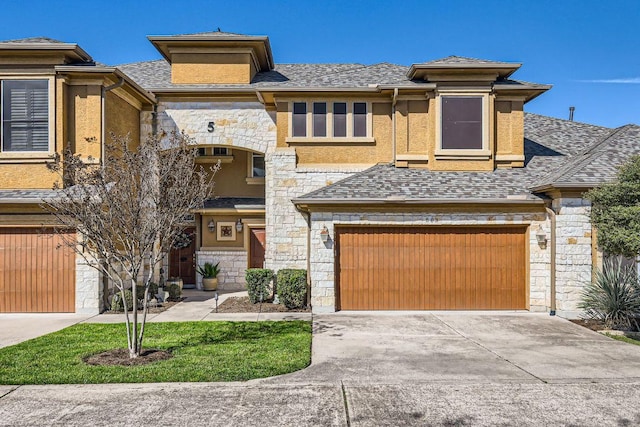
[0,228,76,313]
[336,226,527,310]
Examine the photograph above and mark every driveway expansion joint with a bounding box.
[341,380,351,427]
[433,314,548,384]
[0,386,19,400]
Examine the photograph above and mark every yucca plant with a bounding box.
[579,258,640,330]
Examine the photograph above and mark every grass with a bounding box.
[606,333,640,347]
[0,321,311,384]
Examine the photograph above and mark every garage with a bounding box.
[0,228,76,312]
[336,226,527,310]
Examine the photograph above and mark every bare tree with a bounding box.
[44,131,218,358]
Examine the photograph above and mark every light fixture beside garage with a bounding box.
[535,225,548,248]
[207,219,216,233]
[320,226,330,243]
[235,218,243,232]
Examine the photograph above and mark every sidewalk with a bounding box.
[83,289,312,324]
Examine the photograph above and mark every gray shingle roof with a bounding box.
[418,56,517,66]
[0,37,66,44]
[118,59,419,90]
[534,125,640,188]
[295,114,616,203]
[203,197,265,209]
[0,189,59,203]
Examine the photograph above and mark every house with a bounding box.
[0,31,637,317]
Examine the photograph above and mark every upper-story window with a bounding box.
[435,91,490,158]
[288,101,373,141]
[1,79,49,153]
[251,154,265,178]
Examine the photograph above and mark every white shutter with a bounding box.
[2,80,49,152]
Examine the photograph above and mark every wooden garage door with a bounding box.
[0,228,75,312]
[336,226,527,310]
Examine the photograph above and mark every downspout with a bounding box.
[100,77,125,166]
[392,88,398,164]
[545,206,557,316]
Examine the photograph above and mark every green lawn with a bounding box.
[0,321,311,384]
[606,333,640,347]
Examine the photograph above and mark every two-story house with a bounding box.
[1,31,637,317]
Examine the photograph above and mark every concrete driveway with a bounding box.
[267,312,640,385]
[0,314,91,349]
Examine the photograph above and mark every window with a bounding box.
[251,154,265,178]
[313,102,327,137]
[288,101,372,141]
[441,96,483,150]
[292,102,307,137]
[333,102,347,137]
[212,147,230,156]
[435,91,490,158]
[353,102,367,137]
[1,80,49,152]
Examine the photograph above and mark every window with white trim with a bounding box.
[288,101,372,140]
[1,80,49,152]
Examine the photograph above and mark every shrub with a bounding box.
[246,268,274,303]
[197,262,220,278]
[111,289,134,312]
[134,283,159,303]
[579,258,640,330]
[276,269,307,309]
[167,283,182,301]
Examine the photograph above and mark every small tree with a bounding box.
[44,131,219,358]
[586,155,640,258]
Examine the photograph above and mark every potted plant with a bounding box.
[197,262,220,291]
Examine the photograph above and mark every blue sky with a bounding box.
[1,0,638,128]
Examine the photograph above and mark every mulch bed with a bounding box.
[570,318,607,332]
[106,298,184,314]
[215,296,311,313]
[84,348,173,366]
[570,318,640,333]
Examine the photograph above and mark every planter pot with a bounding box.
[202,277,218,291]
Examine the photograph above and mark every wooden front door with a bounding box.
[249,227,266,268]
[336,226,527,311]
[0,228,76,313]
[169,227,196,285]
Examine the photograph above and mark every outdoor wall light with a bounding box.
[320,226,330,243]
[235,218,243,232]
[535,225,547,247]
[207,219,215,233]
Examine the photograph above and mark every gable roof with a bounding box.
[532,124,640,190]
[294,114,614,205]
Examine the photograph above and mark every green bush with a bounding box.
[135,283,159,303]
[111,289,134,312]
[579,258,640,330]
[167,283,182,301]
[276,269,307,309]
[246,268,274,303]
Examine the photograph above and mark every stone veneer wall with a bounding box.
[196,250,248,291]
[553,197,593,318]
[75,252,101,315]
[264,147,369,272]
[141,101,276,153]
[308,211,552,314]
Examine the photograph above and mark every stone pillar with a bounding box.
[75,251,102,315]
[553,197,593,318]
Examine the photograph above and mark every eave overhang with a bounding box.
[0,42,92,63]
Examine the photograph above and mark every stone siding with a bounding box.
[75,252,101,315]
[141,101,276,154]
[308,211,551,314]
[264,148,369,272]
[196,250,248,291]
[553,197,593,318]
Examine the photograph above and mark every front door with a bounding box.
[169,227,196,285]
[249,227,266,268]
